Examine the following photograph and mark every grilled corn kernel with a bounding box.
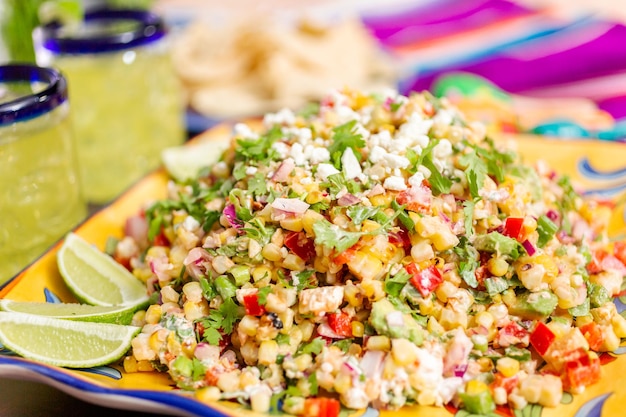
[182,282,203,303]
[282,253,306,271]
[366,335,391,351]
[184,300,210,321]
[239,315,260,337]
[278,308,295,332]
[161,286,180,304]
[131,310,146,327]
[411,240,435,263]
[123,356,138,373]
[333,372,352,394]
[612,312,626,338]
[217,370,241,393]
[137,360,154,372]
[258,340,279,365]
[262,243,283,262]
[280,217,304,232]
[360,279,385,301]
[344,283,362,307]
[348,252,384,281]
[252,265,271,282]
[466,379,489,395]
[298,320,315,341]
[250,389,271,413]
[303,210,324,235]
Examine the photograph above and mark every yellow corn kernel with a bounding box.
[439,307,468,330]
[278,308,295,332]
[262,243,283,262]
[240,340,259,365]
[465,379,489,395]
[496,357,520,378]
[344,283,362,307]
[533,254,558,283]
[252,265,271,282]
[298,320,315,342]
[196,386,222,403]
[239,315,259,337]
[144,304,162,325]
[302,209,325,235]
[391,338,418,366]
[360,279,385,301]
[217,370,241,393]
[240,368,261,389]
[280,217,303,232]
[366,335,391,351]
[487,256,509,277]
[166,332,182,357]
[361,219,381,233]
[427,316,445,335]
[333,372,352,395]
[411,240,435,263]
[282,253,306,271]
[612,312,626,338]
[123,356,138,373]
[258,340,279,365]
[600,324,620,352]
[474,311,495,330]
[351,321,365,337]
[137,360,154,372]
[184,300,210,321]
[305,190,325,205]
[149,328,168,353]
[348,252,384,281]
[431,230,460,251]
[250,389,272,413]
[131,310,146,327]
[369,193,393,207]
[476,357,494,372]
[435,281,457,304]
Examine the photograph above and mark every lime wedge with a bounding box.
[57,233,149,307]
[0,299,140,325]
[0,311,139,368]
[161,140,229,182]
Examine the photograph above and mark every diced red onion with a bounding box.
[272,158,295,182]
[223,204,243,229]
[317,322,344,339]
[453,364,468,378]
[195,343,220,361]
[271,198,309,214]
[338,193,361,207]
[360,350,385,379]
[522,239,536,256]
[546,209,559,222]
[183,247,211,279]
[124,215,148,244]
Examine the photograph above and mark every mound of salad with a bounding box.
[114,88,626,416]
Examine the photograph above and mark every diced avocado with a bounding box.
[508,290,558,320]
[473,232,522,260]
[369,299,424,345]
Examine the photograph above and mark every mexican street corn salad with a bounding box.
[114,89,626,416]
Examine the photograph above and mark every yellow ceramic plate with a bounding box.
[2,125,626,417]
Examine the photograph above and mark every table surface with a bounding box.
[0,378,161,417]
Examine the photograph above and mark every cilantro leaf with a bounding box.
[313,219,363,253]
[459,148,488,199]
[298,337,325,355]
[417,140,451,195]
[257,286,273,305]
[327,120,365,169]
[248,172,268,196]
[235,125,282,164]
[346,205,380,226]
[384,268,411,297]
[463,199,476,238]
[454,237,480,288]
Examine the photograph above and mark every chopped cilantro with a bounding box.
[536,214,558,248]
[418,140,452,195]
[313,219,363,253]
[331,339,354,352]
[235,125,282,164]
[384,268,411,297]
[346,205,380,226]
[459,148,488,200]
[328,120,365,169]
[298,337,325,355]
[463,199,476,238]
[275,333,291,345]
[257,285,272,305]
[454,237,480,288]
[248,172,268,196]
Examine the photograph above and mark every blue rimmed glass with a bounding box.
[0,64,86,284]
[33,8,185,204]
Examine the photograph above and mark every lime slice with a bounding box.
[0,299,139,325]
[57,232,149,307]
[161,140,229,182]
[0,311,139,368]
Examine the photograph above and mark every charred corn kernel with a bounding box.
[554,286,579,309]
[516,261,546,292]
[167,332,182,357]
[280,217,303,232]
[522,216,537,235]
[149,328,168,352]
[292,354,312,372]
[305,190,325,205]
[361,219,381,233]
[240,369,261,389]
[250,389,271,413]
[411,240,435,263]
[182,281,203,303]
[391,338,418,366]
[265,293,287,313]
[351,321,365,337]
[344,283,362,307]
[533,254,558,283]
[144,305,162,325]
[501,289,516,307]
[366,335,391,351]
[282,253,306,271]
[258,340,278,365]
[262,243,283,262]
[496,357,519,378]
[278,308,295,332]
[161,286,180,304]
[182,338,197,358]
[333,372,352,394]
[252,265,271,282]
[240,340,259,365]
[487,257,509,277]
[435,281,457,303]
[439,307,468,330]
[184,300,210,321]
[360,279,385,301]
[302,210,324,235]
[212,255,235,275]
[217,370,241,393]
[298,320,315,341]
[123,356,138,373]
[196,386,221,403]
[348,252,384,281]
[137,360,154,372]
[476,356,494,372]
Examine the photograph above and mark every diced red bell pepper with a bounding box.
[327,312,353,338]
[502,217,524,241]
[497,321,530,347]
[579,322,604,351]
[303,397,341,417]
[388,227,411,249]
[332,247,357,266]
[491,373,519,394]
[243,292,265,316]
[563,351,602,390]
[407,263,443,297]
[284,231,317,262]
[587,249,609,274]
[529,321,556,356]
[613,241,626,265]
[153,231,170,247]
